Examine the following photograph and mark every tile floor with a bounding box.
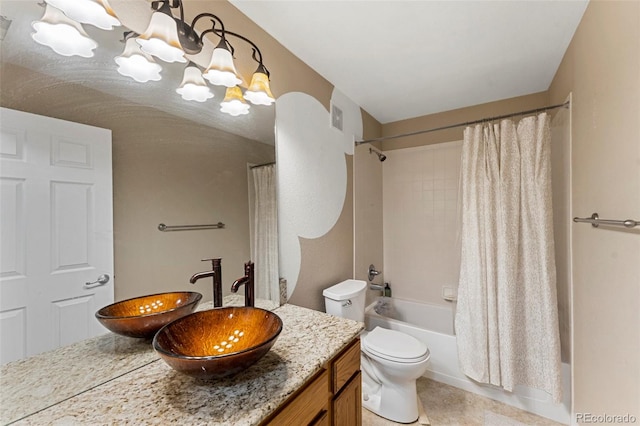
[361,378,564,426]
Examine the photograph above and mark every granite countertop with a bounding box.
[1,301,363,426]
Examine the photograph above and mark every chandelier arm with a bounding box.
[191,12,226,35]
[177,0,185,25]
[150,1,166,12]
[121,30,134,42]
[200,23,235,56]
[211,29,269,76]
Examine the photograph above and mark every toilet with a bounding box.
[323,279,430,424]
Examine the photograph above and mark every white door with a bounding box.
[0,107,114,364]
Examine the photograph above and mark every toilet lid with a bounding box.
[362,327,429,363]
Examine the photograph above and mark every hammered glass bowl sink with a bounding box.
[96,291,202,338]
[153,307,283,379]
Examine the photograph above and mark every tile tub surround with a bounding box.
[3,304,363,425]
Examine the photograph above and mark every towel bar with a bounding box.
[158,222,225,232]
[573,213,638,229]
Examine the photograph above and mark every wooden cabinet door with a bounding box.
[263,369,329,425]
[332,339,360,394]
[333,371,362,426]
[311,410,329,426]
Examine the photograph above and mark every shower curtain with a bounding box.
[251,164,279,301]
[455,113,562,402]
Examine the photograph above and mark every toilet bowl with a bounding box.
[323,279,431,424]
[360,327,430,423]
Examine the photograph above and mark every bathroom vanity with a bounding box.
[0,301,363,425]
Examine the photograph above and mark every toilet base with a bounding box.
[361,365,420,424]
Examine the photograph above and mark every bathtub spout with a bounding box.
[369,284,384,291]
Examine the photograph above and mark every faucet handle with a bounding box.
[201,258,222,268]
[368,264,382,282]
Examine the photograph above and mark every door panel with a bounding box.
[0,308,26,364]
[0,178,26,279]
[51,295,93,347]
[0,126,25,160]
[0,107,114,364]
[51,181,93,271]
[51,136,94,169]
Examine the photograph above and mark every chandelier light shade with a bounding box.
[176,62,214,102]
[136,2,186,63]
[45,0,121,30]
[244,66,275,106]
[31,4,98,58]
[203,38,243,88]
[220,86,250,116]
[115,36,162,83]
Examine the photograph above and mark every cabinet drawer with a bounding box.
[264,369,329,425]
[332,339,360,394]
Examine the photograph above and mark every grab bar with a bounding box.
[158,222,225,232]
[573,213,638,229]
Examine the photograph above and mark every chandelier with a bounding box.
[30,0,275,117]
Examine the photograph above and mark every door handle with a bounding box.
[84,274,110,289]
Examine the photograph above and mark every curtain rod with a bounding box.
[250,161,276,169]
[355,101,570,146]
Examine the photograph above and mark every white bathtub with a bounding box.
[365,298,571,424]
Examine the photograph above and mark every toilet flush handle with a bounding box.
[342,299,352,307]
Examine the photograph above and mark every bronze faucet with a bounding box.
[231,261,255,307]
[190,258,223,308]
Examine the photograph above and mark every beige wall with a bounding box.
[549,0,640,419]
[551,102,573,364]
[381,92,549,151]
[354,111,384,306]
[0,63,275,303]
[289,157,354,311]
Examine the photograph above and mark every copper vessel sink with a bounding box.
[153,307,283,379]
[96,291,202,338]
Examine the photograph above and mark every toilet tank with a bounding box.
[323,279,367,322]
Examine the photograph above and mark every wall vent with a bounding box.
[331,104,343,131]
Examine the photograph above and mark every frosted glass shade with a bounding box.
[31,4,97,58]
[136,9,186,63]
[203,46,242,88]
[46,0,121,30]
[244,72,275,106]
[220,86,250,116]
[176,65,213,102]
[115,38,162,83]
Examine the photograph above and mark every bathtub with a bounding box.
[365,298,571,424]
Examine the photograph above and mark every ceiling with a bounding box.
[231,0,589,124]
[0,1,588,141]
